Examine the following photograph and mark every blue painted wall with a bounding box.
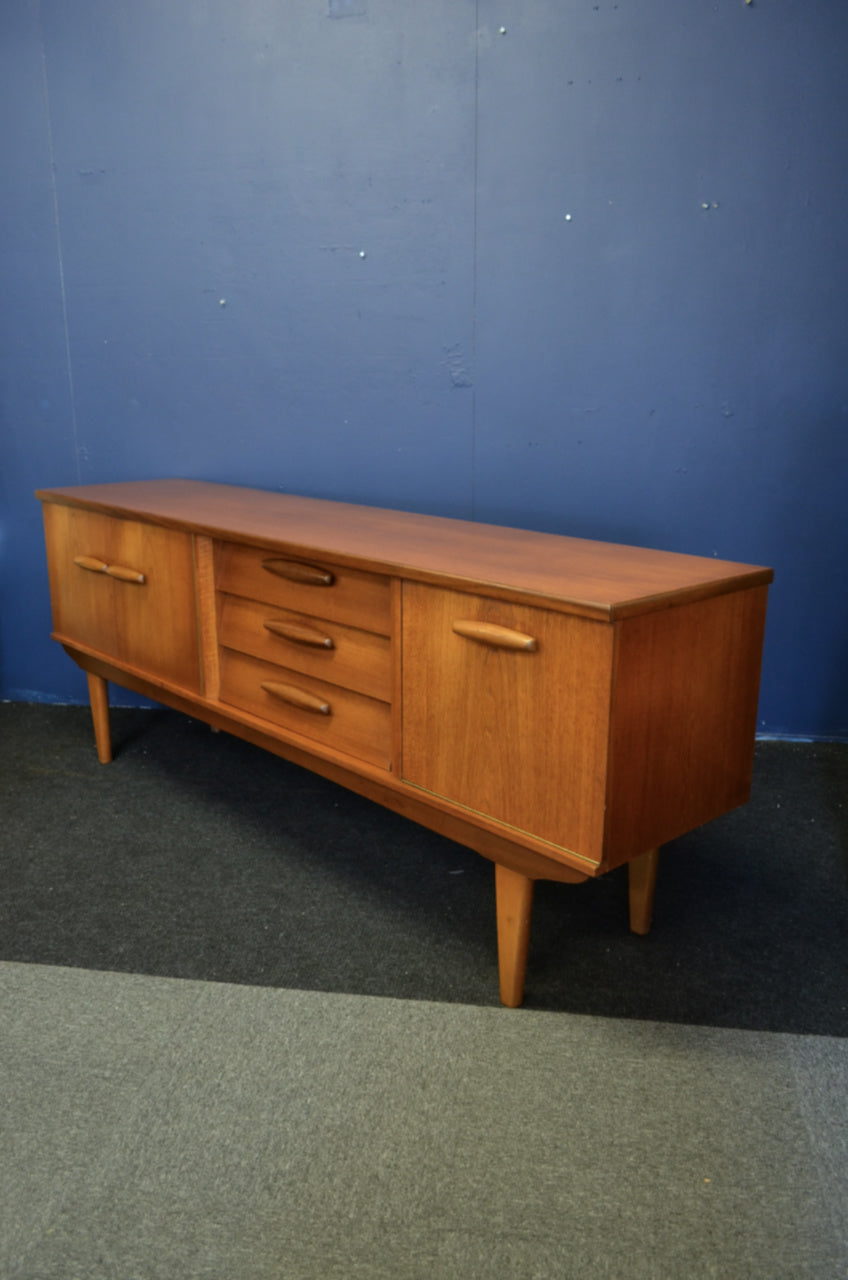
[1,1,846,737]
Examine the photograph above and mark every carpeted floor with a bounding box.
[2,963,847,1280]
[1,703,846,1277]
[2,703,846,1033]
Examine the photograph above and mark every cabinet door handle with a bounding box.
[261,558,334,586]
[452,620,538,652]
[105,563,146,584]
[263,619,334,649]
[74,554,146,585]
[260,680,331,715]
[74,554,108,574]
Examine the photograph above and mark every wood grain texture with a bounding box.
[219,648,392,770]
[219,594,391,702]
[604,586,770,868]
[194,535,220,701]
[628,847,660,934]
[451,619,538,651]
[390,578,404,779]
[262,618,335,648]
[216,539,392,634]
[38,480,772,622]
[72,554,109,573]
[402,582,614,864]
[86,672,112,764]
[495,864,535,1009]
[43,503,201,692]
[260,680,331,716]
[73,554,146,583]
[260,558,334,586]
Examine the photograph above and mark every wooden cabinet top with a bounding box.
[36,479,772,622]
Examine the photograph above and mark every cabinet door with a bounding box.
[42,503,201,692]
[401,583,613,864]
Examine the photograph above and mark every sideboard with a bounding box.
[37,479,772,1006]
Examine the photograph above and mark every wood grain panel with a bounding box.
[42,503,200,692]
[215,539,391,634]
[194,535,220,700]
[219,648,391,770]
[604,585,769,867]
[401,582,613,863]
[218,594,391,701]
[38,481,772,621]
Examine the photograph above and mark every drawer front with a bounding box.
[218,594,391,702]
[401,583,613,862]
[216,541,391,634]
[42,503,201,691]
[219,648,391,770]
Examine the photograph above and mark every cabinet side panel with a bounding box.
[402,583,613,864]
[605,585,769,867]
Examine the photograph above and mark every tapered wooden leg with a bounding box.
[628,847,660,935]
[495,863,535,1008]
[87,672,113,764]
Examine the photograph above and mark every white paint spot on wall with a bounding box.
[444,343,472,389]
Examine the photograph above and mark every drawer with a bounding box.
[219,648,392,770]
[216,541,391,634]
[41,502,201,691]
[218,593,391,701]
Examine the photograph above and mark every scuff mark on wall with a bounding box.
[444,342,473,389]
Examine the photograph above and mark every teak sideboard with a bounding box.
[37,480,772,1006]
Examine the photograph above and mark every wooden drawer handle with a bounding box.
[263,619,334,649]
[74,554,146,585]
[260,680,331,715]
[452,620,537,652]
[261,558,334,587]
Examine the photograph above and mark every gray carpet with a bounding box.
[2,705,847,1034]
[2,704,847,1276]
[2,961,846,1279]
